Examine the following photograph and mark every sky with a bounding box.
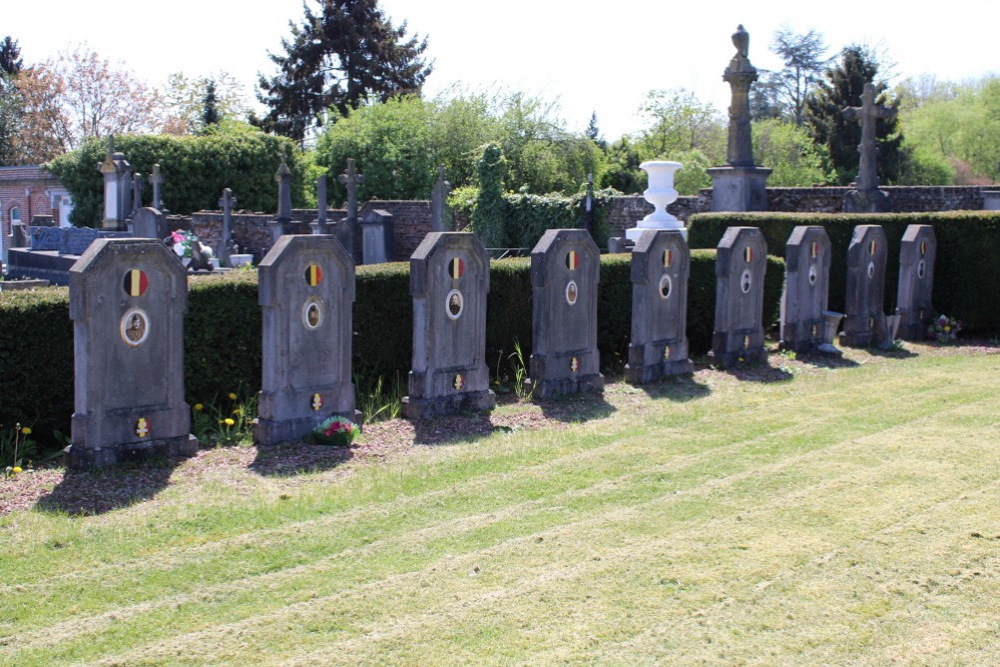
[5,0,998,141]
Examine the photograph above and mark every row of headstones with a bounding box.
[64,223,935,469]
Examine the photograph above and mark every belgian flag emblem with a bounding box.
[869,240,878,255]
[305,264,323,286]
[920,240,927,255]
[810,242,819,258]
[566,250,580,270]
[449,257,464,279]
[123,269,148,297]
[743,246,753,263]
[662,249,672,268]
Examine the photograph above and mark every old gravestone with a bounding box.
[710,226,768,368]
[625,229,693,383]
[68,238,198,468]
[896,224,936,341]
[524,228,604,399]
[780,226,832,353]
[840,225,888,347]
[132,207,167,241]
[256,234,359,445]
[402,232,496,418]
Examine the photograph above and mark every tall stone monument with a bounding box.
[216,188,237,267]
[840,225,888,347]
[707,25,771,212]
[403,232,496,418]
[256,234,359,445]
[430,166,453,233]
[312,175,330,235]
[780,226,832,353]
[625,229,693,383]
[524,229,604,399]
[709,226,768,368]
[896,224,936,340]
[843,83,897,213]
[68,238,198,468]
[338,158,365,262]
[97,136,135,231]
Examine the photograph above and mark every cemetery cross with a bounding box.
[843,83,896,192]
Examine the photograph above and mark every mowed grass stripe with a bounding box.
[1,352,992,664]
[111,406,1000,665]
[3,358,983,650]
[25,384,1000,664]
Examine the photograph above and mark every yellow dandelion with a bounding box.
[194,403,204,411]
[228,393,238,400]
[12,467,22,474]
[224,418,235,426]
[21,427,31,435]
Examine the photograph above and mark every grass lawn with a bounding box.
[2,343,999,664]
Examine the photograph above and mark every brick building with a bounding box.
[0,165,73,237]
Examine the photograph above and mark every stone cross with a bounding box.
[314,175,329,234]
[217,188,237,266]
[843,83,896,192]
[275,155,293,223]
[149,163,164,211]
[430,165,451,232]
[723,24,758,168]
[338,158,365,223]
[131,172,144,218]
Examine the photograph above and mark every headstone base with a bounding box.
[64,434,199,470]
[401,390,496,420]
[624,343,693,384]
[843,189,892,213]
[607,237,634,253]
[255,410,363,446]
[897,308,931,341]
[839,312,887,347]
[779,319,824,354]
[707,166,771,211]
[707,335,767,369]
[523,373,604,400]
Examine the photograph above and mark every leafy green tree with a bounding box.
[256,0,432,143]
[163,71,249,135]
[470,143,509,248]
[805,45,902,185]
[765,27,831,125]
[752,118,831,186]
[0,73,24,165]
[0,36,22,79]
[201,79,220,129]
[637,88,726,164]
[599,136,644,194]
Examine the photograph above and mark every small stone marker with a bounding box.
[402,232,496,418]
[361,209,394,264]
[710,226,768,368]
[524,229,604,398]
[896,224,936,340]
[68,238,198,468]
[256,234,359,445]
[840,225,888,347]
[625,229,693,383]
[132,207,167,241]
[149,163,165,212]
[780,226,832,353]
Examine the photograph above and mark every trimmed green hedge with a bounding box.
[688,211,1000,332]
[46,131,308,228]
[0,252,784,454]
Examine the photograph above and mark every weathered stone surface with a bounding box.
[361,209,394,265]
[68,238,197,468]
[625,230,693,383]
[132,207,167,241]
[256,234,358,445]
[708,166,771,212]
[403,232,495,418]
[709,226,768,368]
[524,229,604,399]
[780,226,832,352]
[896,224,936,340]
[840,225,888,347]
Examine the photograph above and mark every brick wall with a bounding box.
[361,200,432,261]
[0,166,60,237]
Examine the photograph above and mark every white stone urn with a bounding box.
[625,161,685,241]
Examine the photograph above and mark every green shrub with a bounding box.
[0,252,784,456]
[46,129,307,227]
[688,211,1000,332]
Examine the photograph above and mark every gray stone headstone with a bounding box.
[30,226,66,251]
[256,234,359,445]
[402,232,496,418]
[840,225,888,347]
[524,229,604,399]
[710,226,768,368]
[896,224,936,341]
[625,230,693,383]
[780,226,832,353]
[11,223,29,248]
[361,209,394,264]
[150,163,165,212]
[311,175,329,235]
[132,207,167,241]
[275,156,293,223]
[67,238,198,469]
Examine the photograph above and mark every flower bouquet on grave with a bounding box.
[171,230,199,266]
[928,314,961,343]
[312,415,360,447]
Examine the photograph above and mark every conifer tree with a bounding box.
[257,0,432,143]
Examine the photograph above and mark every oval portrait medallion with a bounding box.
[120,308,150,347]
[302,298,324,330]
[565,280,578,306]
[740,269,753,294]
[658,273,673,300]
[446,289,464,320]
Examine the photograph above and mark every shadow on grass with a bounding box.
[866,344,919,359]
[249,441,354,477]
[725,360,795,383]
[795,351,862,369]
[638,374,712,402]
[536,391,616,423]
[411,413,509,446]
[35,457,182,516]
